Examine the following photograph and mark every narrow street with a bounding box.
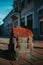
[0,47,43,65]
[0,38,43,65]
[0,0,43,65]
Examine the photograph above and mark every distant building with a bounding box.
[3,10,18,37]
[13,0,43,40]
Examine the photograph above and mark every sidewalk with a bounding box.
[0,38,43,49]
[0,38,43,46]
[33,41,43,49]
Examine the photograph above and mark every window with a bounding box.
[40,22,43,35]
[39,9,43,14]
[39,9,43,19]
[39,9,43,35]
[14,21,18,27]
[27,15,32,21]
[27,14,33,30]
[20,17,25,27]
[27,0,32,4]
[15,6,18,12]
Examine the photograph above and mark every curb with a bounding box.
[33,46,43,49]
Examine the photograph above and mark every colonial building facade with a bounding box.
[3,0,43,40]
[13,0,43,40]
[3,10,18,37]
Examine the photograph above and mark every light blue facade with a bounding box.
[25,0,43,40]
[13,0,43,40]
[3,0,43,40]
[33,0,43,40]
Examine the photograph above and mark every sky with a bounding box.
[0,0,14,25]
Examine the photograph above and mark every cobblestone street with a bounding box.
[0,38,43,65]
[0,48,43,65]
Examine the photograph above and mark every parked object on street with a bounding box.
[13,26,33,61]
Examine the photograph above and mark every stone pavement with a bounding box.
[0,58,11,65]
[0,38,43,65]
[32,61,43,65]
[0,38,43,48]
[0,47,43,65]
[33,41,43,48]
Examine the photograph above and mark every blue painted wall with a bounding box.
[21,0,43,40]
[33,0,43,40]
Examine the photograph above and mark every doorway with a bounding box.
[40,21,43,35]
[27,14,33,31]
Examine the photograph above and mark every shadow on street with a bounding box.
[0,49,11,60]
